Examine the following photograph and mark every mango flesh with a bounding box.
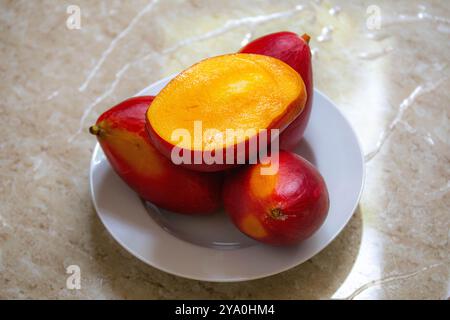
[240,32,313,150]
[146,53,306,172]
[91,96,223,214]
[223,151,329,245]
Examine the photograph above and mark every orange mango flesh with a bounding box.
[147,53,306,151]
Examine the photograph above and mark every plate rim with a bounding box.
[89,75,366,282]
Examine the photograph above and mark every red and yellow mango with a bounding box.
[223,150,329,245]
[90,96,223,214]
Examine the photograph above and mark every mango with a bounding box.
[223,150,329,245]
[90,96,223,214]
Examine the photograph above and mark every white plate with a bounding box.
[90,75,365,282]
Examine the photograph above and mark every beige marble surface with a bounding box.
[0,0,449,299]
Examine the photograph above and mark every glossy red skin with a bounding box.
[223,151,329,245]
[240,31,313,150]
[94,96,223,214]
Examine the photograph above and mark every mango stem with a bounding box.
[301,33,311,44]
[270,208,286,220]
[89,125,102,136]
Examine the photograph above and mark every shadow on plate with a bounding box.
[293,138,317,166]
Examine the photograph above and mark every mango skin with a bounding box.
[93,96,223,214]
[223,151,329,245]
[240,31,313,150]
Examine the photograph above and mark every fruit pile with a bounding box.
[90,32,329,246]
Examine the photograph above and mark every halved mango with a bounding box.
[146,53,306,171]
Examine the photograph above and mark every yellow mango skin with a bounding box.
[98,120,165,178]
[92,96,224,214]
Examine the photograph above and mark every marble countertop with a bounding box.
[0,0,449,299]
